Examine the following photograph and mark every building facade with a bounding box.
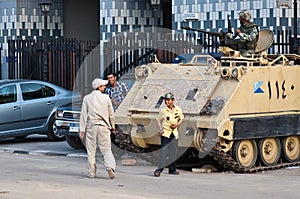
[174,0,297,32]
[0,0,64,79]
[0,0,299,79]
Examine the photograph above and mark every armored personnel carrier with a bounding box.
[114,29,300,172]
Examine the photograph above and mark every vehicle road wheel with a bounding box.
[47,116,65,141]
[282,136,300,162]
[66,135,85,149]
[233,139,257,169]
[258,137,281,166]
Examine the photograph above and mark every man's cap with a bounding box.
[239,9,251,22]
[92,78,108,89]
[163,92,174,99]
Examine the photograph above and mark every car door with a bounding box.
[0,84,22,134]
[20,82,57,130]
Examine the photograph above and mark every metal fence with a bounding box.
[7,39,98,91]
[48,39,99,92]
[103,32,195,78]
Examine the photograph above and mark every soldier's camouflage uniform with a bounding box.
[225,10,259,56]
[225,23,259,56]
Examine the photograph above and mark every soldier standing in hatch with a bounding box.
[225,9,259,56]
[154,92,184,177]
[79,78,116,179]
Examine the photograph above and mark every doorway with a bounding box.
[162,0,172,30]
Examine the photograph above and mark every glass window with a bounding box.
[20,83,55,100]
[186,88,198,100]
[42,84,55,97]
[0,85,17,104]
[21,83,43,100]
[155,96,164,109]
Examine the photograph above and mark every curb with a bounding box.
[0,148,88,158]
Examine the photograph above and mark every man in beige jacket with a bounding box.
[79,78,116,179]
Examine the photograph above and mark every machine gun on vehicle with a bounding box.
[181,25,227,45]
[181,15,233,46]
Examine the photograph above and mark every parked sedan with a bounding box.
[0,79,81,141]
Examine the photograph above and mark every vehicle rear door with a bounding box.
[20,82,57,129]
[0,84,22,133]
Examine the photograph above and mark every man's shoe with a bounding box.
[88,163,96,178]
[169,171,179,175]
[107,168,115,179]
[87,173,95,178]
[154,170,161,177]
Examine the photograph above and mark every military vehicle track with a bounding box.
[115,130,300,173]
[209,146,300,173]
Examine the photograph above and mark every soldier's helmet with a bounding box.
[239,9,251,22]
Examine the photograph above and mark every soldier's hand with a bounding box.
[236,29,242,34]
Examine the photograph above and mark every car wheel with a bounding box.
[66,135,85,149]
[47,115,65,141]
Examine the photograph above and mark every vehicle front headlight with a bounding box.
[135,67,143,78]
[56,110,64,118]
[231,68,238,78]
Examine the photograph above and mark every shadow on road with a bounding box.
[0,135,61,145]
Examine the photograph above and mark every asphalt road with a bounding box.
[1,135,300,199]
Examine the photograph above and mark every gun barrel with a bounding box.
[181,26,222,37]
